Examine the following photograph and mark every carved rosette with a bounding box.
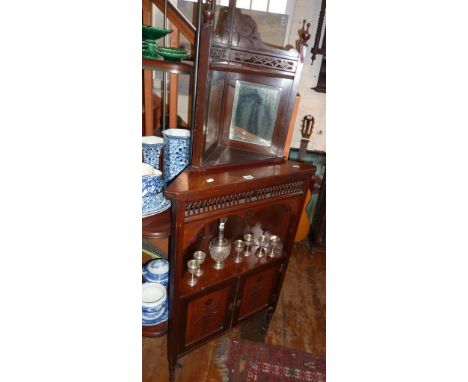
[194,298,220,333]
[211,46,228,61]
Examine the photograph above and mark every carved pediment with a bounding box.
[214,7,298,58]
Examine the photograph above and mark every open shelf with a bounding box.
[142,207,171,239]
[200,145,282,170]
[142,320,168,338]
[142,58,194,74]
[180,249,285,298]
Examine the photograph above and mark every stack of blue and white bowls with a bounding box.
[142,259,169,326]
[142,282,168,326]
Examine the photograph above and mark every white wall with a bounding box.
[287,0,326,152]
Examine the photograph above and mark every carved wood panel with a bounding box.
[235,262,282,322]
[183,282,235,347]
[185,180,303,217]
[211,47,297,72]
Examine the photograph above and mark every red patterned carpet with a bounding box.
[224,338,325,382]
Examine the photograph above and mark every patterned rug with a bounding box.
[218,338,325,382]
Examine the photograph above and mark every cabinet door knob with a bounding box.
[228,302,234,311]
[236,299,242,308]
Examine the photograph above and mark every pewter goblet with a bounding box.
[243,233,254,257]
[193,251,206,276]
[187,259,199,286]
[233,239,245,264]
[256,234,269,258]
[268,235,281,258]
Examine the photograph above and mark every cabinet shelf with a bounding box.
[180,250,284,298]
[142,208,171,239]
[142,320,168,338]
[142,58,194,74]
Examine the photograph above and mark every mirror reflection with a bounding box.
[229,80,281,146]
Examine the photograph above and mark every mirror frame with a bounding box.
[190,2,308,171]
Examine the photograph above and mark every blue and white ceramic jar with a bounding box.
[142,136,165,170]
[162,128,191,184]
[142,283,167,325]
[143,259,169,287]
[142,163,168,216]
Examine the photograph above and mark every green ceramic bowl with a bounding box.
[142,53,161,60]
[142,25,172,41]
[155,47,188,61]
[142,43,159,56]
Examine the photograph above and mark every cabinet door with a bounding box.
[233,261,284,324]
[180,280,237,352]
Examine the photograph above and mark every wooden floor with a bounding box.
[142,240,326,382]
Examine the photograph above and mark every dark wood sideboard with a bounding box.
[164,160,315,380]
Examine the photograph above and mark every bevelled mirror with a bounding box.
[199,68,295,168]
[229,80,281,147]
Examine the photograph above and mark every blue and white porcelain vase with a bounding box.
[142,136,165,170]
[162,128,191,184]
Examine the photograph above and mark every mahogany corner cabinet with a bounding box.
[163,160,315,381]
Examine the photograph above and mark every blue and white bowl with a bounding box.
[142,308,164,320]
[142,193,166,216]
[142,295,169,326]
[142,164,163,198]
[143,259,169,284]
[142,314,167,326]
[142,282,167,317]
[142,163,169,216]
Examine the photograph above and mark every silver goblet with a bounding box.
[268,235,281,258]
[187,259,199,286]
[256,234,269,258]
[243,233,254,257]
[193,251,206,276]
[233,239,245,264]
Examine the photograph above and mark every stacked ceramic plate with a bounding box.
[155,47,188,61]
[142,197,171,218]
[142,259,169,287]
[142,283,168,326]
